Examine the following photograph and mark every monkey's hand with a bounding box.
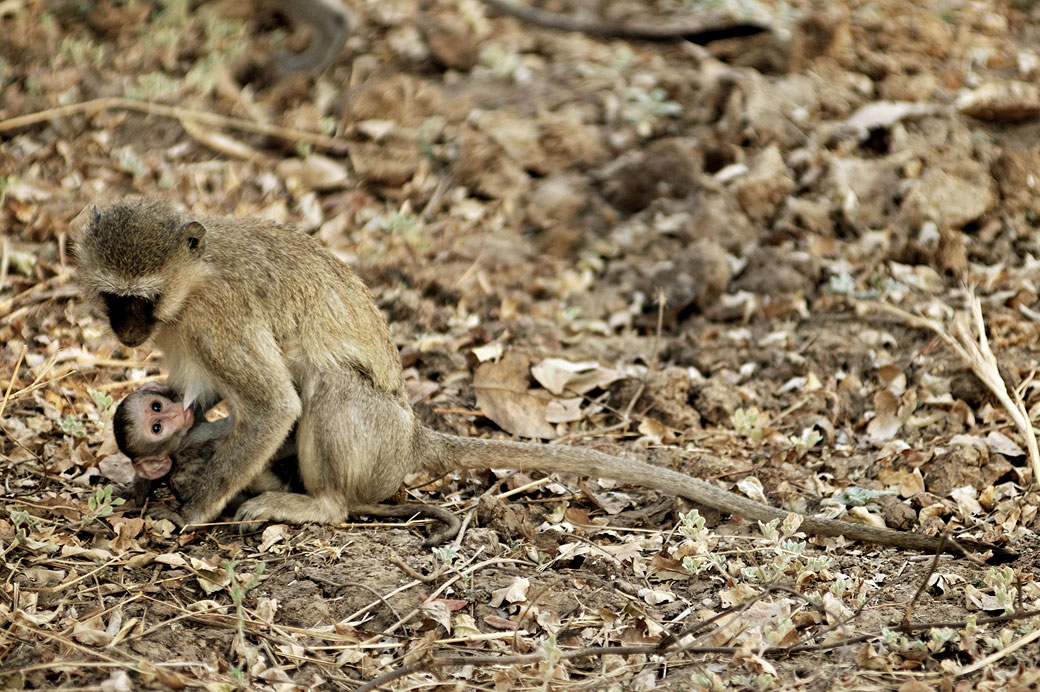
[146,505,187,529]
[119,478,155,507]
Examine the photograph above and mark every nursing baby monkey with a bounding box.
[113,383,460,544]
[77,199,1012,560]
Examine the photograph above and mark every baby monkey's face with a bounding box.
[133,391,194,452]
[115,384,195,480]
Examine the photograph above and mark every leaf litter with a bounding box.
[3,0,1040,689]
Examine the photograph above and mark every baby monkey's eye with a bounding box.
[152,423,162,434]
[151,401,162,412]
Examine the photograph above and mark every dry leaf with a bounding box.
[473,352,556,439]
[867,390,902,442]
[488,576,530,607]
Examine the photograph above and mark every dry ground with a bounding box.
[3,0,1040,689]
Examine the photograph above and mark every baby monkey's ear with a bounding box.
[133,454,172,480]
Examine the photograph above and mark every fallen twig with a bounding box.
[0,97,346,152]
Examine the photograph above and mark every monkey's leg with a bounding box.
[234,492,459,543]
[236,370,432,532]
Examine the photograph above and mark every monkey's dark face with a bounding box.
[102,293,157,347]
[77,200,209,347]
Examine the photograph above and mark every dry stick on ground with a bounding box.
[901,532,949,629]
[865,295,1040,484]
[0,97,346,152]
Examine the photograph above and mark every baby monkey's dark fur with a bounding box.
[77,199,1015,561]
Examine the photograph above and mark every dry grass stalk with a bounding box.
[866,294,1040,484]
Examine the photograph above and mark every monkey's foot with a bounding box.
[233,491,343,533]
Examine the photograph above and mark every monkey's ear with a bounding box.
[133,454,172,480]
[180,221,206,254]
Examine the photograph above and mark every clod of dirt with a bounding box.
[733,246,819,297]
[641,366,703,432]
[454,125,531,202]
[639,238,732,323]
[825,156,900,230]
[787,0,852,71]
[604,138,700,213]
[900,165,996,230]
[348,139,424,186]
[686,188,760,251]
[526,173,591,231]
[878,494,918,530]
[423,13,479,71]
[923,436,1013,496]
[477,495,534,540]
[276,580,333,627]
[732,144,795,223]
[692,380,743,427]
[537,105,607,171]
[526,173,596,257]
[991,147,1040,206]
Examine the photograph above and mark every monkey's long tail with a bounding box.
[419,428,1016,561]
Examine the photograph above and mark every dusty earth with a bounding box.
[4,0,1040,689]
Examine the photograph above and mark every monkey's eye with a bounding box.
[151,401,162,412]
[151,422,162,435]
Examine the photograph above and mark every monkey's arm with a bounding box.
[176,332,301,526]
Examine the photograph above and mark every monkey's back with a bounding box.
[171,210,405,397]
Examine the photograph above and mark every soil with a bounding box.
[3,0,1040,689]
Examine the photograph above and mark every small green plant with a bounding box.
[59,414,87,438]
[622,86,682,138]
[89,389,116,416]
[741,514,833,583]
[116,148,147,179]
[821,487,891,513]
[125,72,182,101]
[83,485,126,525]
[432,543,463,573]
[676,509,718,575]
[225,558,266,679]
[790,427,822,448]
[478,43,524,80]
[731,407,766,442]
[0,175,14,207]
[985,566,1016,615]
[9,509,38,542]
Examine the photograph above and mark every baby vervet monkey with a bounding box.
[77,199,1013,561]
[113,384,460,544]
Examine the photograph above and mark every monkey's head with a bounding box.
[76,199,208,347]
[113,383,195,480]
